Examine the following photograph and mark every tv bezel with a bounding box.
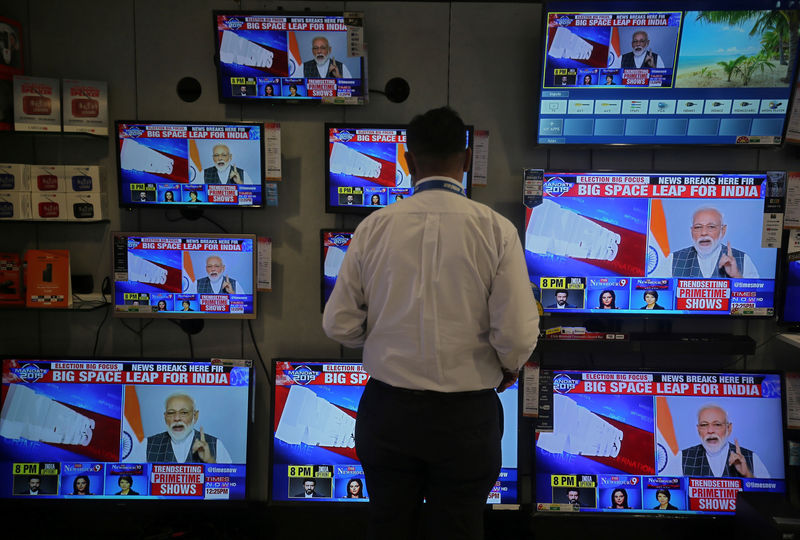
[212,10,367,106]
[323,122,475,215]
[777,249,800,328]
[111,231,258,320]
[536,0,800,148]
[114,120,267,210]
[0,356,255,503]
[267,358,523,507]
[526,169,782,319]
[531,367,789,518]
[320,228,355,313]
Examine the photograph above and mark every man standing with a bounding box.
[303,36,352,79]
[323,107,539,539]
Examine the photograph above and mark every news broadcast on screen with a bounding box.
[535,369,786,515]
[0,358,252,500]
[539,1,800,144]
[270,361,519,504]
[321,230,354,310]
[325,124,472,214]
[525,171,779,316]
[116,122,265,208]
[112,233,256,318]
[213,12,366,104]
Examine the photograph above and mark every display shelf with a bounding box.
[538,332,756,355]
[0,294,109,311]
[777,333,800,349]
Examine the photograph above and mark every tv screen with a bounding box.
[116,121,266,208]
[270,360,519,504]
[325,123,473,214]
[534,369,786,515]
[538,1,800,145]
[524,171,778,316]
[780,257,800,325]
[321,229,354,312]
[112,232,257,319]
[213,11,366,105]
[0,358,252,500]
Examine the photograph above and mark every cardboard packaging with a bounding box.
[0,191,31,219]
[24,249,71,308]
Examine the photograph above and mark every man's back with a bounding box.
[323,176,539,392]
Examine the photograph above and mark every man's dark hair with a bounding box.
[555,289,568,296]
[303,477,316,484]
[406,107,466,158]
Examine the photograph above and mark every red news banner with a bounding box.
[33,361,234,386]
[575,372,762,398]
[130,238,245,252]
[349,131,405,143]
[563,174,764,199]
[556,13,673,28]
[138,126,255,140]
[237,20,348,31]
[151,464,204,496]
[688,478,742,512]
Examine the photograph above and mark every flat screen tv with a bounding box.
[112,232,257,319]
[534,369,786,516]
[0,358,252,500]
[524,171,779,316]
[213,11,367,105]
[115,121,266,208]
[538,1,800,145]
[325,123,474,214]
[269,360,519,504]
[321,229,354,311]
[780,257,800,327]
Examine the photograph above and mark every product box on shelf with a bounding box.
[24,249,71,308]
[29,164,66,192]
[0,163,30,191]
[0,252,24,306]
[31,192,66,220]
[62,79,108,136]
[66,192,103,221]
[64,165,100,193]
[13,75,61,132]
[0,192,31,219]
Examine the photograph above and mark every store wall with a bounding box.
[0,0,797,504]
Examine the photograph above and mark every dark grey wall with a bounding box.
[0,1,798,503]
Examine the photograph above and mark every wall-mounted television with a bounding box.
[112,232,257,319]
[269,360,519,504]
[321,229,354,312]
[213,11,367,105]
[324,123,473,214]
[0,358,252,500]
[524,171,778,316]
[115,121,266,209]
[538,1,800,145]
[534,369,786,516]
